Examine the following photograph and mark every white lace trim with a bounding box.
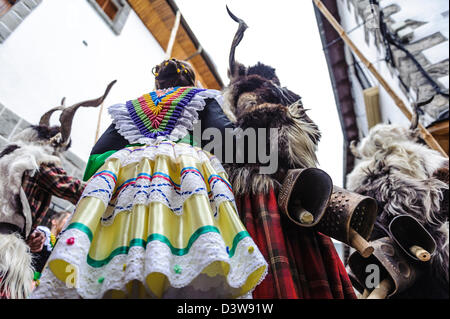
[81,142,236,226]
[34,227,267,299]
[29,267,81,299]
[108,89,221,145]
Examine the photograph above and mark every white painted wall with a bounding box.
[0,0,165,160]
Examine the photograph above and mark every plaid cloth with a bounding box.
[237,188,356,299]
[22,163,85,231]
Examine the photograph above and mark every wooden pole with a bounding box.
[165,10,181,59]
[366,278,393,299]
[94,101,104,143]
[295,208,314,225]
[313,0,448,158]
[349,228,374,258]
[409,245,431,262]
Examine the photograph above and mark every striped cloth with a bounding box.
[126,87,205,139]
[237,188,356,299]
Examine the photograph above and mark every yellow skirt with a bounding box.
[33,142,267,299]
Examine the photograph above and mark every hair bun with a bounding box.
[154,58,196,89]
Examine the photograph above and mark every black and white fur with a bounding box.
[347,123,449,288]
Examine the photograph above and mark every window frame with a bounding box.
[87,0,131,35]
[0,0,42,43]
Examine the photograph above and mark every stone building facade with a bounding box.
[346,0,449,128]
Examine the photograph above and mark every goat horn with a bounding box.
[39,105,66,127]
[58,80,117,144]
[409,95,435,130]
[226,5,248,79]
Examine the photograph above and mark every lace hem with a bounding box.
[36,227,267,299]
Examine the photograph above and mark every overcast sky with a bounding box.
[175,0,345,185]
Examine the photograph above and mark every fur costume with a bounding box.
[0,130,63,299]
[222,62,321,195]
[220,7,356,299]
[0,81,115,298]
[347,122,449,297]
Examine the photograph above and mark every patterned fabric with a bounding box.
[126,87,205,139]
[22,163,86,230]
[109,88,220,146]
[31,143,268,299]
[237,188,356,299]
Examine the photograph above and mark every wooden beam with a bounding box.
[127,0,222,89]
[165,9,181,59]
[427,120,449,155]
[314,0,448,157]
[363,86,381,129]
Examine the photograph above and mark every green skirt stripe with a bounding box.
[66,222,94,242]
[66,222,249,268]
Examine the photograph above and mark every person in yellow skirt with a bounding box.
[30,59,268,299]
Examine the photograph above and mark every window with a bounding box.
[0,0,16,18]
[95,0,119,21]
[0,0,42,43]
[88,0,131,35]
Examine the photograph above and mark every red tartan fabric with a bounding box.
[22,163,86,230]
[237,187,356,299]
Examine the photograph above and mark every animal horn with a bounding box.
[409,94,435,130]
[58,80,117,144]
[39,105,66,127]
[226,5,248,79]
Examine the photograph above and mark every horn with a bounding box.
[226,5,248,78]
[39,106,65,127]
[409,94,435,130]
[58,80,117,144]
[39,101,66,127]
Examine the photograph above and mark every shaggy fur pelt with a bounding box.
[0,135,61,233]
[347,123,449,286]
[222,65,321,195]
[0,233,34,299]
[0,127,63,299]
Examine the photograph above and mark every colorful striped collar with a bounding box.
[125,86,206,140]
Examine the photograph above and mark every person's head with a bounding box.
[152,58,196,89]
[49,211,71,235]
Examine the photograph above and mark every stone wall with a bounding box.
[0,0,42,43]
[0,101,86,212]
[346,0,449,127]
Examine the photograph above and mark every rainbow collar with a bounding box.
[126,86,206,139]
